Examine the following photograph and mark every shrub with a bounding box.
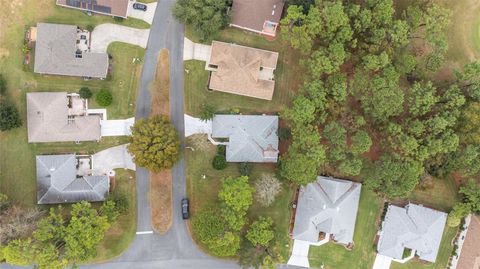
[0,74,6,96]
[86,25,94,32]
[212,155,227,170]
[113,17,124,22]
[200,104,215,121]
[79,87,93,99]
[0,102,22,131]
[109,193,129,214]
[239,162,253,176]
[255,173,282,207]
[278,127,291,140]
[216,144,226,155]
[246,217,274,247]
[95,89,113,107]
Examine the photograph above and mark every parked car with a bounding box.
[181,198,189,219]
[133,3,147,11]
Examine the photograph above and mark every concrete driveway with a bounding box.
[287,240,311,268]
[90,24,150,53]
[101,118,135,136]
[128,1,157,24]
[184,114,211,137]
[92,144,135,174]
[372,254,393,269]
[184,38,211,61]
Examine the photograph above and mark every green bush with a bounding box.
[86,25,95,32]
[79,87,93,99]
[239,162,253,176]
[0,74,6,96]
[0,102,22,131]
[96,89,113,107]
[109,193,129,214]
[113,17,124,22]
[212,155,227,170]
[200,104,216,121]
[217,144,226,155]
[278,127,291,140]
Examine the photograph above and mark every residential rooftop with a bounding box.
[230,0,284,37]
[207,41,279,100]
[377,203,447,263]
[292,176,362,245]
[211,114,279,162]
[33,23,109,78]
[36,154,109,204]
[56,0,129,18]
[27,92,101,143]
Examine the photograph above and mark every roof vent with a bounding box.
[50,167,56,172]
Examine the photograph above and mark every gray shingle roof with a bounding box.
[211,115,279,162]
[27,92,101,143]
[292,176,362,244]
[34,23,108,78]
[36,154,109,204]
[377,204,447,262]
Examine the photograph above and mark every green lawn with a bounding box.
[184,28,304,116]
[91,169,137,262]
[406,177,459,212]
[308,189,382,269]
[185,137,293,260]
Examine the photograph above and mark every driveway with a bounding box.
[287,240,311,268]
[372,254,393,269]
[184,114,211,137]
[128,1,157,24]
[92,144,135,174]
[100,118,135,136]
[90,24,150,53]
[183,38,211,61]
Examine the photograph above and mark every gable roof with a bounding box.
[377,204,447,262]
[27,92,101,143]
[56,0,129,18]
[211,115,279,162]
[34,23,108,78]
[36,154,109,204]
[208,41,279,100]
[292,176,362,244]
[230,0,284,36]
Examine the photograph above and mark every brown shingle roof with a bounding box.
[208,41,279,100]
[230,0,284,36]
[56,0,129,18]
[27,92,101,143]
[458,215,480,269]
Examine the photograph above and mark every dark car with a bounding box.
[181,198,189,219]
[133,3,147,11]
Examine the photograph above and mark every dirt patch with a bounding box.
[150,170,172,234]
[149,49,173,234]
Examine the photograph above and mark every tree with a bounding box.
[246,217,274,247]
[128,116,180,172]
[254,173,282,207]
[339,157,363,176]
[447,202,471,227]
[365,154,423,198]
[218,176,254,231]
[95,89,113,107]
[173,0,231,41]
[191,209,225,245]
[460,102,480,144]
[0,102,22,131]
[351,130,372,155]
[3,239,35,265]
[208,231,240,257]
[408,81,438,116]
[79,87,92,99]
[459,180,480,212]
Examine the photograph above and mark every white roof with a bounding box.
[292,176,362,244]
[377,204,447,262]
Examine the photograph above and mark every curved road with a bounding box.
[83,1,239,268]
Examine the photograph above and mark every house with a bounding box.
[27,92,101,143]
[36,154,109,204]
[206,41,279,100]
[56,0,129,18]
[211,115,279,162]
[229,0,284,37]
[33,23,109,78]
[292,176,362,245]
[456,215,480,269]
[377,203,447,263]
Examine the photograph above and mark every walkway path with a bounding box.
[183,38,211,61]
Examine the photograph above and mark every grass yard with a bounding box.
[406,177,459,212]
[308,189,382,269]
[185,137,294,260]
[184,27,304,117]
[92,169,137,262]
